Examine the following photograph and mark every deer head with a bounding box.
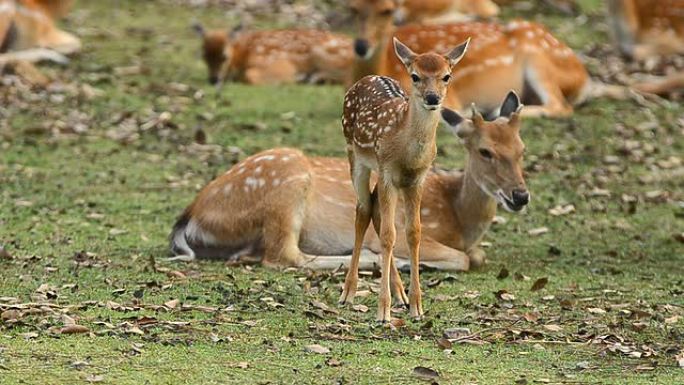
[394,37,469,111]
[193,22,243,85]
[347,0,399,59]
[441,91,530,212]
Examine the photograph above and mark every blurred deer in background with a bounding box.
[347,0,590,118]
[0,0,81,64]
[608,1,684,94]
[192,23,353,86]
[394,0,500,24]
[608,0,684,61]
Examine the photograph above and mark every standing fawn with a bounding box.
[347,0,590,118]
[340,38,468,321]
[169,95,529,302]
[0,0,80,63]
[192,23,353,86]
[608,0,684,61]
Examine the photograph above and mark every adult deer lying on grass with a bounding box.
[348,0,590,118]
[340,38,469,321]
[0,0,81,64]
[608,0,684,61]
[169,94,529,279]
[192,23,353,86]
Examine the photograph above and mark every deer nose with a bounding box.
[208,75,219,85]
[512,189,530,206]
[354,39,369,57]
[424,93,440,106]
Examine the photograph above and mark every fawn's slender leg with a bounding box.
[377,179,398,322]
[340,160,372,305]
[403,183,424,319]
[370,188,408,307]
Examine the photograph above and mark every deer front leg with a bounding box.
[340,165,372,305]
[403,184,424,319]
[468,247,487,269]
[377,180,398,322]
[371,186,409,307]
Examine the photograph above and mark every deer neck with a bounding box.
[406,97,440,142]
[450,160,497,249]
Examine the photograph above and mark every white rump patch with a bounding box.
[185,219,217,245]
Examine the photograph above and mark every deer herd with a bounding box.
[2,0,682,322]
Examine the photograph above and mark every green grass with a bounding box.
[1,1,683,384]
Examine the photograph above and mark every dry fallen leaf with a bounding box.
[85,374,104,383]
[304,344,330,354]
[436,337,452,350]
[164,299,180,309]
[587,307,607,315]
[528,227,549,236]
[352,304,369,313]
[530,277,549,292]
[443,327,470,339]
[1,309,21,322]
[60,325,90,334]
[676,351,684,368]
[548,204,575,216]
[543,324,562,332]
[413,366,440,381]
[389,318,406,329]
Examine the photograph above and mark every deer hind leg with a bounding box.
[376,179,398,322]
[261,184,313,268]
[339,162,372,305]
[402,184,424,319]
[520,62,574,118]
[370,186,409,307]
[413,237,471,271]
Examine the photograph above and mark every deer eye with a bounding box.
[411,74,420,83]
[479,149,493,159]
[442,74,451,82]
[380,9,394,16]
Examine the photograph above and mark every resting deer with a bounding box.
[192,23,353,86]
[339,38,470,321]
[0,0,80,64]
[608,0,684,61]
[395,0,500,24]
[348,0,590,118]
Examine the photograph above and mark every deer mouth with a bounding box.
[498,191,526,212]
[422,103,441,111]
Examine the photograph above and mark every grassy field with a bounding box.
[1,0,683,384]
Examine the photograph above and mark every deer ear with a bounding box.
[192,22,205,37]
[499,90,521,118]
[470,103,485,127]
[393,37,417,66]
[229,23,245,39]
[444,38,469,67]
[441,107,473,138]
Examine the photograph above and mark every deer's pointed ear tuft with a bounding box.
[442,107,473,138]
[499,90,521,118]
[470,103,485,126]
[393,37,417,66]
[445,38,469,67]
[229,23,245,39]
[192,22,205,37]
